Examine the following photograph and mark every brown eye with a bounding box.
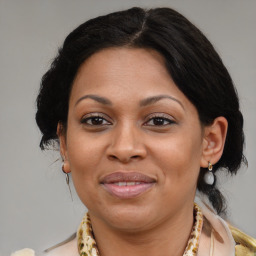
[153,117,168,126]
[145,117,175,126]
[81,115,111,126]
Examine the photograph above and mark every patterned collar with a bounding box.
[77,203,203,256]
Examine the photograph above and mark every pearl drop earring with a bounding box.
[204,162,214,185]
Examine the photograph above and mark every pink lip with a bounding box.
[100,172,156,199]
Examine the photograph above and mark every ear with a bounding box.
[200,116,228,168]
[57,122,71,173]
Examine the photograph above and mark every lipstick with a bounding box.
[100,172,156,199]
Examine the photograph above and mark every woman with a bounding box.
[33,7,255,256]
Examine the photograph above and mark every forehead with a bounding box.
[69,47,190,109]
[74,47,169,86]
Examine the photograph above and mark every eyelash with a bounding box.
[81,114,112,126]
[80,113,176,127]
[144,114,175,126]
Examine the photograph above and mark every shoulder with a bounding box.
[229,225,256,256]
[43,234,78,256]
[195,193,256,256]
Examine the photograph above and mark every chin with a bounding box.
[96,204,156,232]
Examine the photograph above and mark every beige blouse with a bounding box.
[43,195,253,256]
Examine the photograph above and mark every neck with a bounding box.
[89,204,194,256]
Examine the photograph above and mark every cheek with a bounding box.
[66,134,105,207]
[66,129,105,181]
[152,133,203,185]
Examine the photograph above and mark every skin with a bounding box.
[59,47,227,256]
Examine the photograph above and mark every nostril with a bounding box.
[108,155,118,160]
[107,154,141,163]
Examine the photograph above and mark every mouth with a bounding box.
[100,172,156,199]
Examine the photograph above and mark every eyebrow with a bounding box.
[140,95,184,109]
[75,94,184,109]
[75,94,112,106]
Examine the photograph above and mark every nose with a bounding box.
[106,123,147,163]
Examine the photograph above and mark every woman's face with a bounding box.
[60,47,207,231]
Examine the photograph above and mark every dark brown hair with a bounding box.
[36,7,246,214]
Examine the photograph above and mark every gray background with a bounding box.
[0,0,255,255]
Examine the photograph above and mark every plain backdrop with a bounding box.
[0,0,255,255]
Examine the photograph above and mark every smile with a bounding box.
[100,172,156,199]
[113,182,143,186]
